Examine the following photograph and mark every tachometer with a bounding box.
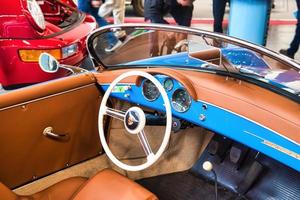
[171,89,191,112]
[163,78,174,91]
[142,79,160,101]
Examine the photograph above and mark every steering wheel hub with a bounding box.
[124,107,146,134]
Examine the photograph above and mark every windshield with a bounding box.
[88,25,300,98]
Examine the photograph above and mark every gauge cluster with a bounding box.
[171,89,191,112]
[163,78,174,91]
[141,75,192,113]
[142,79,160,101]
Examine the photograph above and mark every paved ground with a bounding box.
[192,0,297,19]
[125,0,300,61]
[188,23,300,62]
[191,0,300,61]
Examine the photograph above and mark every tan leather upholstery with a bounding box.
[95,68,198,101]
[72,169,158,200]
[0,74,102,188]
[0,73,96,108]
[30,177,87,200]
[0,177,87,200]
[0,183,17,200]
[190,48,221,61]
[0,169,157,200]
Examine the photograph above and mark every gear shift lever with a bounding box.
[203,161,218,200]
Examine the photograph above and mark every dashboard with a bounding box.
[98,69,300,172]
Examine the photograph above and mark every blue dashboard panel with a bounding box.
[101,75,300,172]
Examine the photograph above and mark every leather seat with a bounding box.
[0,169,158,200]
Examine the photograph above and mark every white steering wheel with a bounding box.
[98,71,172,171]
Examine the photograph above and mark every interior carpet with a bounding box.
[137,171,240,200]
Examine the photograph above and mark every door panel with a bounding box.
[0,74,102,188]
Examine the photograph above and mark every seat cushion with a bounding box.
[0,169,157,200]
[72,169,158,200]
[0,177,87,200]
[31,177,87,200]
[0,183,17,200]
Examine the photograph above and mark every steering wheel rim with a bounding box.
[98,71,172,171]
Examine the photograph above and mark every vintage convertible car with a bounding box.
[0,0,96,89]
[0,24,299,200]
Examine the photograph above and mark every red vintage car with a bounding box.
[0,0,97,89]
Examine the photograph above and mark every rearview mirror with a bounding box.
[39,53,59,73]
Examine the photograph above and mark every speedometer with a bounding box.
[171,89,191,112]
[142,79,160,101]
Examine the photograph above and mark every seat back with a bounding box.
[190,48,221,65]
[0,183,17,200]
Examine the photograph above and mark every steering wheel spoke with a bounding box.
[138,130,153,157]
[104,107,125,121]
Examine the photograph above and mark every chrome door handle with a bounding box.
[43,127,70,141]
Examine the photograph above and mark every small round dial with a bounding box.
[163,78,174,91]
[142,79,160,101]
[171,89,191,112]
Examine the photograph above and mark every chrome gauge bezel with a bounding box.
[171,88,192,113]
[163,78,174,91]
[142,79,160,101]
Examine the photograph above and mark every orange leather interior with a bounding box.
[0,73,102,188]
[26,177,87,200]
[97,68,198,101]
[1,65,299,195]
[0,169,157,200]
[190,48,221,65]
[0,73,96,109]
[0,183,17,200]
[94,68,300,144]
[72,169,158,200]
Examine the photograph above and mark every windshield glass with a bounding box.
[89,26,300,97]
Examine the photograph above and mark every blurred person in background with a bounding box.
[144,0,194,27]
[78,0,106,27]
[77,0,122,52]
[213,0,229,33]
[144,0,195,56]
[98,0,127,39]
[280,0,299,59]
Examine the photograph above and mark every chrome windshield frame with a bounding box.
[87,23,300,70]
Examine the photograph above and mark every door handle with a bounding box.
[43,127,70,141]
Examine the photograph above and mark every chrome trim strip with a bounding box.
[244,131,300,160]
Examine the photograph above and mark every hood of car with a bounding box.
[0,0,81,39]
[0,0,44,38]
